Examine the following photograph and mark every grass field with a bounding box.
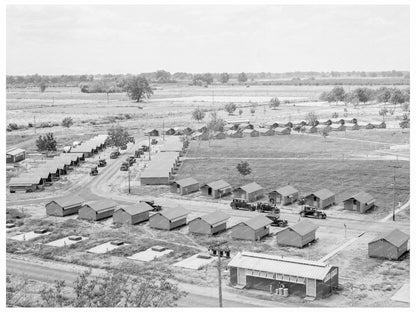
[176,158,409,219]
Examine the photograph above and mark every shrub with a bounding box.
[61,117,74,128]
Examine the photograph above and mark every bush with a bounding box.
[8,123,18,130]
[61,117,74,128]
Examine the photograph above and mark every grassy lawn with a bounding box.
[187,134,398,159]
[176,158,409,218]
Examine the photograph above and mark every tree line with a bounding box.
[7,70,409,88]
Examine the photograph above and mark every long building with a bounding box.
[140,152,180,185]
[228,252,339,299]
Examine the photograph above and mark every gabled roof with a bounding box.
[7,148,26,156]
[241,215,272,230]
[228,252,333,280]
[116,202,153,215]
[204,180,231,191]
[258,128,274,133]
[9,175,43,186]
[155,207,189,221]
[144,128,159,133]
[226,130,238,135]
[195,211,230,226]
[370,229,409,247]
[287,219,319,236]
[173,177,199,187]
[49,195,84,208]
[272,185,298,197]
[345,191,374,204]
[308,188,335,200]
[242,128,256,133]
[237,182,263,194]
[83,199,118,212]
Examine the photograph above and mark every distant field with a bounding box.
[176,158,409,219]
[186,130,409,159]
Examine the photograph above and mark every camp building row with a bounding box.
[228,251,339,299]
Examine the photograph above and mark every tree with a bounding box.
[237,72,248,83]
[269,97,280,109]
[224,102,237,115]
[41,280,67,307]
[331,86,346,103]
[376,87,391,104]
[353,87,373,104]
[106,125,130,148]
[192,73,213,86]
[305,112,318,126]
[219,73,230,84]
[192,108,206,122]
[378,108,388,120]
[238,108,243,117]
[236,161,251,177]
[401,102,410,112]
[155,70,172,82]
[39,81,47,92]
[206,111,226,132]
[36,133,57,152]
[61,117,74,128]
[125,76,153,102]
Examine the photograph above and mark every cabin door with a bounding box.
[237,268,246,285]
[352,199,357,211]
[306,278,316,297]
[208,187,212,196]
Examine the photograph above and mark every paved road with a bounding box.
[6,256,276,307]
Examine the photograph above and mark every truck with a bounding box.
[140,200,162,212]
[141,145,150,152]
[299,205,327,219]
[134,149,144,158]
[126,156,136,166]
[120,162,129,171]
[266,213,288,227]
[90,166,98,176]
[230,199,279,213]
[98,159,107,167]
[110,150,120,159]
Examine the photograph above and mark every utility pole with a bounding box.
[148,135,151,161]
[388,157,401,221]
[34,115,36,134]
[209,240,230,308]
[128,166,131,194]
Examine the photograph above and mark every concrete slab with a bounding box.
[87,241,129,254]
[45,236,88,247]
[391,283,409,303]
[127,247,173,262]
[10,231,51,241]
[173,254,216,270]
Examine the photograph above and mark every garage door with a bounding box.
[306,278,316,297]
[237,268,246,285]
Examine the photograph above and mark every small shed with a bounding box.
[6,148,26,163]
[346,124,361,130]
[284,122,293,128]
[375,121,386,129]
[213,131,226,139]
[264,121,280,129]
[45,195,84,217]
[242,129,259,137]
[343,192,375,214]
[191,131,209,141]
[332,119,345,125]
[144,128,159,136]
[238,123,254,131]
[233,182,264,202]
[258,128,275,136]
[304,189,336,209]
[332,124,346,131]
[276,219,319,247]
[9,175,44,193]
[149,207,189,230]
[275,127,291,135]
[269,185,299,205]
[365,123,375,129]
[170,177,199,195]
[368,229,409,260]
[78,199,118,221]
[303,126,318,134]
[231,215,272,241]
[164,128,176,135]
[227,130,243,138]
[113,202,153,225]
[200,180,232,198]
[188,211,230,235]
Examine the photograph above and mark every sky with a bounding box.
[6,5,410,75]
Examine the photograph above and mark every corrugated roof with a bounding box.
[228,252,333,280]
[9,175,42,186]
[116,202,153,215]
[156,207,189,221]
[241,215,272,230]
[370,229,409,247]
[50,195,84,208]
[197,211,230,226]
[310,188,335,200]
[239,182,263,194]
[273,185,298,197]
[346,191,374,204]
[173,177,199,188]
[84,199,118,212]
[287,219,319,236]
[205,180,231,190]
[7,148,26,156]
